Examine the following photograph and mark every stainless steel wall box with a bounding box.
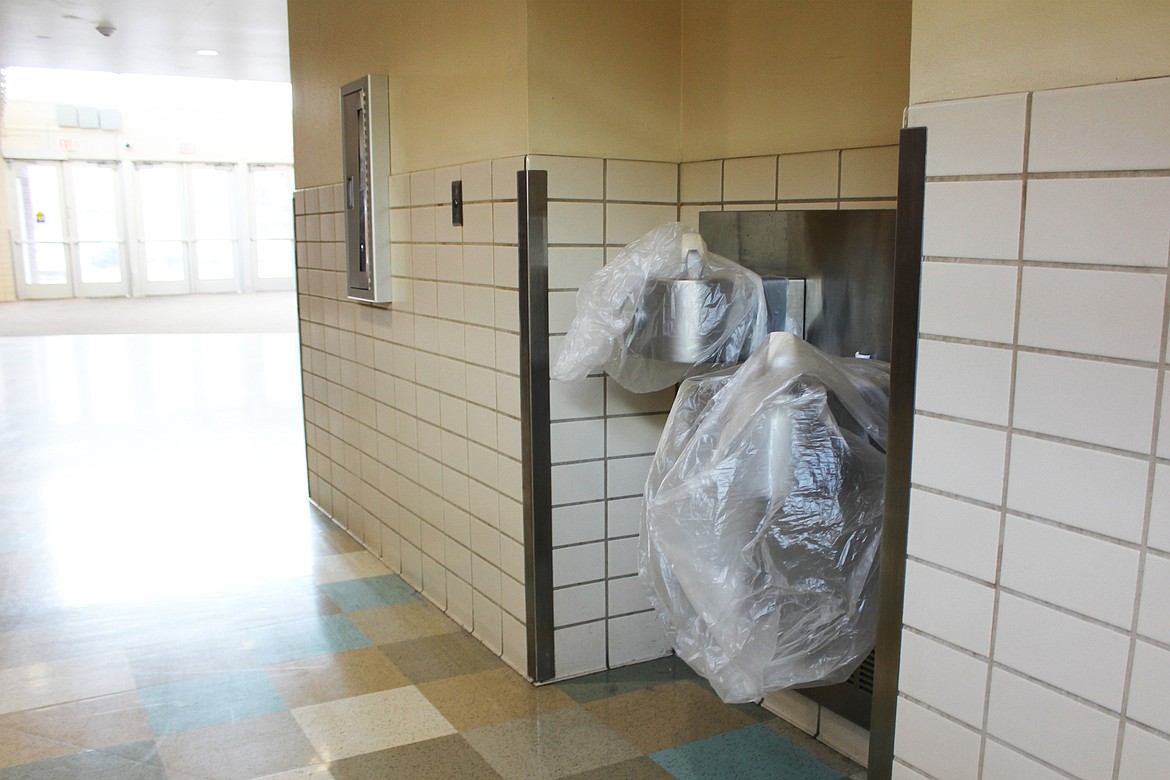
[340,75,391,303]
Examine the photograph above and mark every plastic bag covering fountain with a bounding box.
[640,332,889,703]
[551,223,768,393]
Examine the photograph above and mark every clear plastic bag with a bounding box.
[551,223,768,394]
[639,332,889,703]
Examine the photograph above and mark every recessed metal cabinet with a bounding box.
[340,75,391,303]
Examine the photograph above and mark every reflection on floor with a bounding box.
[0,332,864,779]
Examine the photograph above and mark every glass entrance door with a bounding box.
[11,160,129,299]
[68,162,129,297]
[136,164,190,295]
[189,165,240,293]
[249,165,295,292]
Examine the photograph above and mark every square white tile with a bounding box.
[1128,641,1170,734]
[462,203,494,244]
[777,150,839,201]
[723,156,778,202]
[606,414,667,457]
[389,173,412,208]
[607,575,652,616]
[906,488,1001,583]
[550,419,604,464]
[1029,77,1170,173]
[460,160,492,202]
[680,160,722,203]
[1137,553,1170,644]
[986,668,1118,780]
[982,739,1080,780]
[1023,177,1170,267]
[548,202,605,245]
[554,621,606,677]
[1120,723,1170,780]
[528,155,605,200]
[607,455,654,499]
[607,497,642,537]
[547,290,578,333]
[607,536,639,578]
[892,697,981,780]
[410,170,437,206]
[548,247,605,289]
[607,611,670,666]
[910,416,1007,504]
[897,630,988,727]
[554,582,606,627]
[840,146,899,199]
[550,376,604,420]
[914,340,1013,426]
[552,542,605,587]
[1006,434,1148,542]
[1012,351,1158,454]
[607,160,677,203]
[918,261,1018,343]
[552,502,606,547]
[906,93,1028,176]
[1000,514,1140,628]
[922,180,1023,260]
[492,156,524,200]
[606,203,678,245]
[901,560,995,655]
[551,461,605,505]
[993,592,1130,710]
[1018,266,1165,362]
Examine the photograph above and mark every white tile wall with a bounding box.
[917,261,1018,344]
[897,630,988,727]
[922,180,1023,261]
[1012,351,1157,453]
[907,92,1028,177]
[723,155,777,202]
[1017,266,1165,362]
[901,79,1170,780]
[1028,76,1170,173]
[297,158,527,677]
[679,160,722,203]
[1006,434,1148,542]
[777,150,839,201]
[1000,514,1139,628]
[986,669,1118,780]
[893,697,981,780]
[993,592,1130,710]
[1024,177,1170,267]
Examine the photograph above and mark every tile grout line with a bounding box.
[976,88,1033,778]
[1113,190,1170,777]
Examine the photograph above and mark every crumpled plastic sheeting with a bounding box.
[639,332,889,703]
[550,222,768,394]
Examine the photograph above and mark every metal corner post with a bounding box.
[868,125,927,777]
[517,169,555,682]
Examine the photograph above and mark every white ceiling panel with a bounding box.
[0,0,290,82]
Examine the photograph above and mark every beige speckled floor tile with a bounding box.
[268,647,410,708]
[0,690,151,769]
[0,651,137,716]
[462,706,640,780]
[583,679,756,753]
[417,667,575,730]
[379,631,506,685]
[291,686,456,761]
[157,712,321,780]
[562,756,676,779]
[348,600,463,645]
[328,734,502,779]
[313,552,392,585]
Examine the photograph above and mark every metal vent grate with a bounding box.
[844,648,876,694]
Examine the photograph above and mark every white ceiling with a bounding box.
[0,0,290,82]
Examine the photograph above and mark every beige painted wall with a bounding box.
[287,0,528,186]
[527,0,681,161]
[679,0,911,161]
[911,0,1170,104]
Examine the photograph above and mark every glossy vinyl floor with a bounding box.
[0,331,865,779]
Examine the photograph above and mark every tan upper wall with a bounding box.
[679,0,911,161]
[527,0,681,161]
[911,0,1170,104]
[287,0,528,187]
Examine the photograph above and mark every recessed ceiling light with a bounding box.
[196,49,219,56]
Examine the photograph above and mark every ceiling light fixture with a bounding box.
[196,49,219,56]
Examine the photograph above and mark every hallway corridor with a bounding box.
[0,329,864,779]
